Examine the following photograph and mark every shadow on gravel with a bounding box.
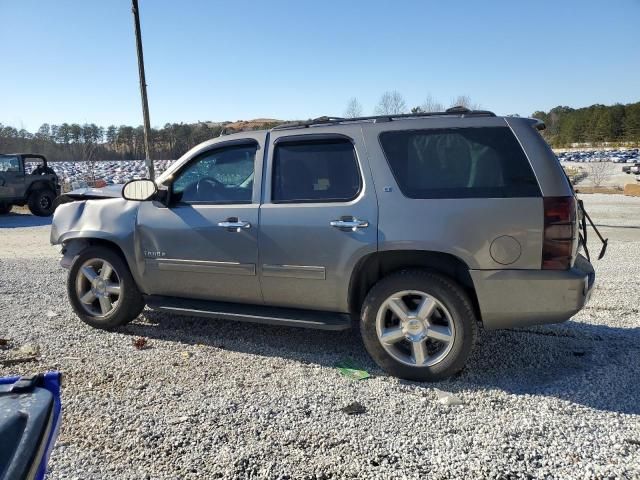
[125,309,371,367]
[123,312,640,415]
[437,322,640,415]
[0,212,52,228]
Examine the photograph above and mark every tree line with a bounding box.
[0,122,227,162]
[344,91,480,118]
[532,103,640,147]
[0,91,480,163]
[349,92,640,147]
[2,96,638,162]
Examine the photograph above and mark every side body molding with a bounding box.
[150,258,256,276]
[262,264,326,280]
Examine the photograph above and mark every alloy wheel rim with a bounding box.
[376,290,456,367]
[40,195,51,209]
[75,258,121,317]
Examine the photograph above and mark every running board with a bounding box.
[144,296,352,331]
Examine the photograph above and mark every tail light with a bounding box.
[542,196,576,270]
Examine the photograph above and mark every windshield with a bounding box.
[0,155,20,173]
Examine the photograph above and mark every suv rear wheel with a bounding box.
[68,246,145,329]
[0,202,12,214]
[28,189,56,216]
[360,270,477,381]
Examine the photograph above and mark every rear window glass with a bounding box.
[379,127,540,199]
[272,139,361,203]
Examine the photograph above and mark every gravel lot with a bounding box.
[1,195,639,479]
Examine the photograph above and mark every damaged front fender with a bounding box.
[50,198,142,281]
[51,197,137,245]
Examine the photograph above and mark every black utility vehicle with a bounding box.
[0,154,60,216]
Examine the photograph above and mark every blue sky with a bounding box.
[1,0,639,131]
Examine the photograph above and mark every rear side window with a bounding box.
[379,127,540,199]
[272,139,361,202]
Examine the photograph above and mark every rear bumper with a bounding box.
[470,254,595,330]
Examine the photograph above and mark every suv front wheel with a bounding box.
[68,246,145,329]
[360,270,477,381]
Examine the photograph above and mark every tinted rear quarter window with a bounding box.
[379,127,540,198]
[273,139,361,203]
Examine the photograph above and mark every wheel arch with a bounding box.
[348,249,481,323]
[59,234,143,286]
[26,180,55,196]
[65,237,145,329]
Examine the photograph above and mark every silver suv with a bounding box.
[50,108,595,381]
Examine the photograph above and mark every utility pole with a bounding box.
[131,0,154,180]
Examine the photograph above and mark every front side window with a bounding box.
[172,144,257,203]
[379,127,540,199]
[272,139,361,203]
[0,155,20,173]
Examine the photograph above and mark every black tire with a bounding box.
[67,246,145,330]
[52,195,74,210]
[28,189,56,216]
[360,269,478,382]
[0,202,12,214]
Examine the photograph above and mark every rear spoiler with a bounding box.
[533,120,546,131]
[527,118,546,131]
[519,117,546,131]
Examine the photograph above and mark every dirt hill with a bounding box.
[208,118,284,132]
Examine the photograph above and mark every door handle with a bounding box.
[218,219,251,232]
[330,218,369,232]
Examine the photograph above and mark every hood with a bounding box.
[50,194,138,246]
[65,184,124,199]
[54,185,124,207]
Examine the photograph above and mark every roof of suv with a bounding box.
[212,108,543,141]
[271,106,497,131]
[268,107,544,133]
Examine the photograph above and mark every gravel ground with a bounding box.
[1,194,639,479]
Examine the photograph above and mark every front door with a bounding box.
[0,155,25,200]
[258,127,378,313]
[136,134,266,304]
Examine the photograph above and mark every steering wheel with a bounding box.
[196,176,225,201]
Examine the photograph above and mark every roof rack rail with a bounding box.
[272,108,496,130]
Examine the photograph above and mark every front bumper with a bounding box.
[470,254,595,330]
[58,239,89,269]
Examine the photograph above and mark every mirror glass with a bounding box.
[122,179,157,201]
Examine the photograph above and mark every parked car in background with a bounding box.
[50,108,596,381]
[623,163,640,174]
[0,153,61,215]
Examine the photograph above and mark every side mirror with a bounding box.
[122,179,157,201]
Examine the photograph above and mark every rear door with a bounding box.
[258,126,378,312]
[362,117,544,271]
